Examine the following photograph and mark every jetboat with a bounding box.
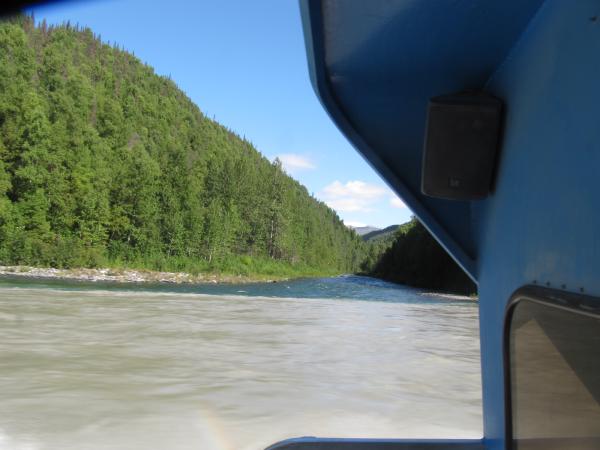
[267,1,600,449]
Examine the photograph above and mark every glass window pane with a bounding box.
[509,296,600,450]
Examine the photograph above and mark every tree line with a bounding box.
[364,219,476,295]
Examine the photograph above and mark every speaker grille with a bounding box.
[422,92,503,200]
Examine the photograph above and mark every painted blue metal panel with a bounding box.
[477,1,600,447]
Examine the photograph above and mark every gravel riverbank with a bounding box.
[0,265,283,284]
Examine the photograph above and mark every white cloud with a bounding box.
[323,180,387,199]
[344,220,366,228]
[326,198,371,212]
[389,195,406,209]
[275,153,316,172]
[320,180,388,213]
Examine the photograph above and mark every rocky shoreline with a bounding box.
[0,265,283,285]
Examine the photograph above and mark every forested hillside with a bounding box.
[0,16,364,276]
[367,219,476,295]
[359,225,398,273]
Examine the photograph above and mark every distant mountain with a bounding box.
[350,226,380,236]
[362,225,399,242]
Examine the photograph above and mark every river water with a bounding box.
[0,275,481,450]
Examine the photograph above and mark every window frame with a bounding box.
[503,285,600,450]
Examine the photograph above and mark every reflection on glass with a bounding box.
[509,298,600,450]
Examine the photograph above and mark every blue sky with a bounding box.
[30,0,413,228]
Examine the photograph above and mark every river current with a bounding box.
[0,275,481,450]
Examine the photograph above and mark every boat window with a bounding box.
[507,288,600,450]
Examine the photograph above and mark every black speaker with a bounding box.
[421,92,503,200]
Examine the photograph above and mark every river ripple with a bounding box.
[0,276,481,450]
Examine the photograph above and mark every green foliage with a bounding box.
[359,225,399,273]
[0,16,364,276]
[366,218,476,295]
